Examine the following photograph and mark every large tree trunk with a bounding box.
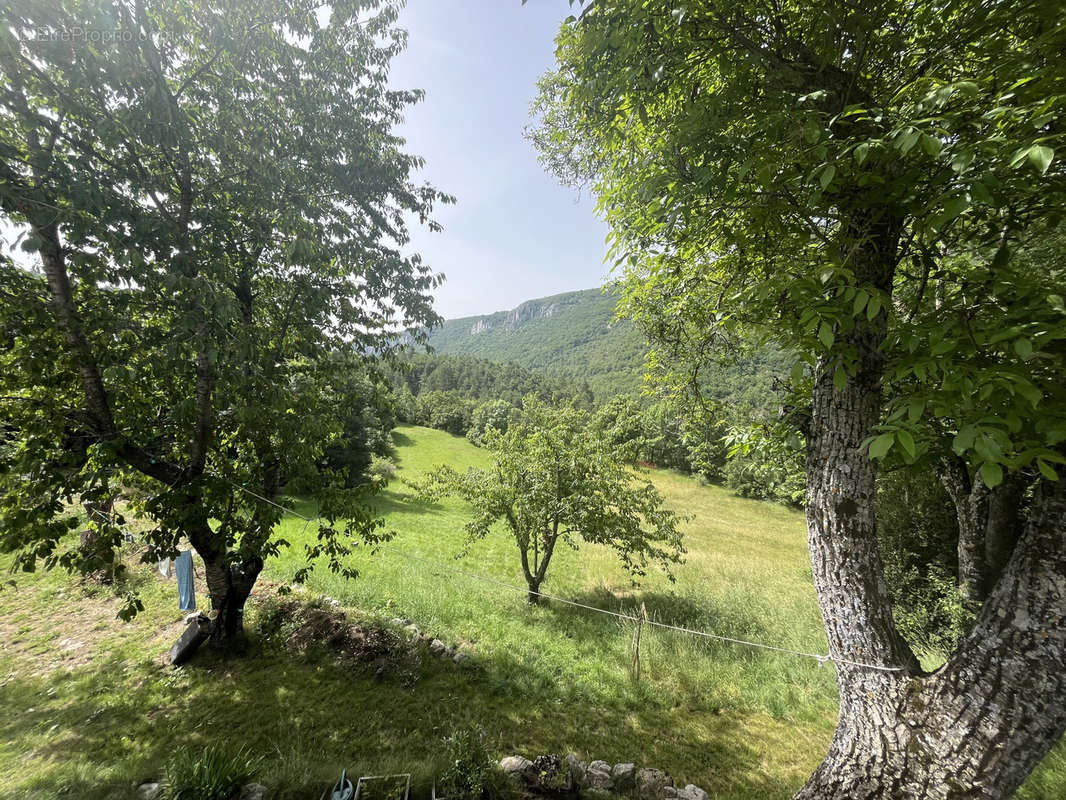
[202,551,264,647]
[797,475,1066,799]
[796,215,1066,797]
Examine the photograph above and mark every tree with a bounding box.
[0,0,448,645]
[420,396,685,603]
[533,1,1066,796]
[466,398,519,446]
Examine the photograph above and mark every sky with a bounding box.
[0,1,610,322]
[388,0,611,320]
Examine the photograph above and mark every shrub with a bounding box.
[368,455,398,487]
[164,744,261,800]
[437,727,503,800]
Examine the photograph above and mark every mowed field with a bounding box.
[1,425,1063,799]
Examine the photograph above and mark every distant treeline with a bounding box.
[384,352,804,505]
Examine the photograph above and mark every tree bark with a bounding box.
[939,457,990,608]
[797,212,1066,797]
[202,550,264,647]
[982,472,1027,591]
[796,475,1066,799]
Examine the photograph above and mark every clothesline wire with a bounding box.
[213,473,904,673]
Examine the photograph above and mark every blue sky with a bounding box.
[389,0,610,320]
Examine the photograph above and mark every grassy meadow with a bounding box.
[1,424,1063,799]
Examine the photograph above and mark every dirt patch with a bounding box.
[254,594,412,678]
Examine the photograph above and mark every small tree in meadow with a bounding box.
[421,396,685,603]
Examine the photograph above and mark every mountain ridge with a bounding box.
[426,287,645,400]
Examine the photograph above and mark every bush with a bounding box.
[164,744,261,800]
[437,727,504,800]
[724,452,805,506]
[877,467,972,655]
[368,455,398,487]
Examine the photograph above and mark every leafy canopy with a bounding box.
[0,0,449,599]
[530,0,1066,486]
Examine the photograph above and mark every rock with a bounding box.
[500,756,533,776]
[404,624,420,640]
[429,638,447,656]
[586,760,614,792]
[500,755,537,784]
[612,763,637,793]
[636,768,673,800]
[678,785,707,800]
[445,645,456,657]
[239,784,270,800]
[531,754,565,790]
[453,652,469,664]
[389,617,405,627]
[565,753,586,787]
[137,783,163,800]
[663,788,679,800]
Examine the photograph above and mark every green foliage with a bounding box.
[876,469,973,655]
[0,0,448,600]
[466,400,520,447]
[390,353,577,407]
[418,397,686,596]
[164,744,261,800]
[368,455,399,488]
[531,0,1066,488]
[321,363,398,489]
[437,728,504,800]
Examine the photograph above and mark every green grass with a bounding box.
[1,425,1063,799]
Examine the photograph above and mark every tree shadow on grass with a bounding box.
[391,430,415,452]
[0,623,819,800]
[370,490,448,518]
[534,586,772,647]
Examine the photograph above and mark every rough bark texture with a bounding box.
[796,476,1066,799]
[939,457,991,607]
[797,216,1066,797]
[940,460,1031,605]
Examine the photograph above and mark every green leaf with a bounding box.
[920,134,942,157]
[941,194,970,223]
[953,425,976,455]
[1014,337,1033,360]
[907,398,925,423]
[980,461,1004,488]
[897,429,916,458]
[897,128,920,154]
[852,290,869,315]
[833,366,847,390]
[1028,145,1055,174]
[866,295,882,320]
[1037,459,1060,482]
[869,433,895,460]
[819,164,836,189]
[818,321,834,349]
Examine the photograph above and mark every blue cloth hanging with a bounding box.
[176,550,196,611]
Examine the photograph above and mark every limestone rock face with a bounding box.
[136,784,162,800]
